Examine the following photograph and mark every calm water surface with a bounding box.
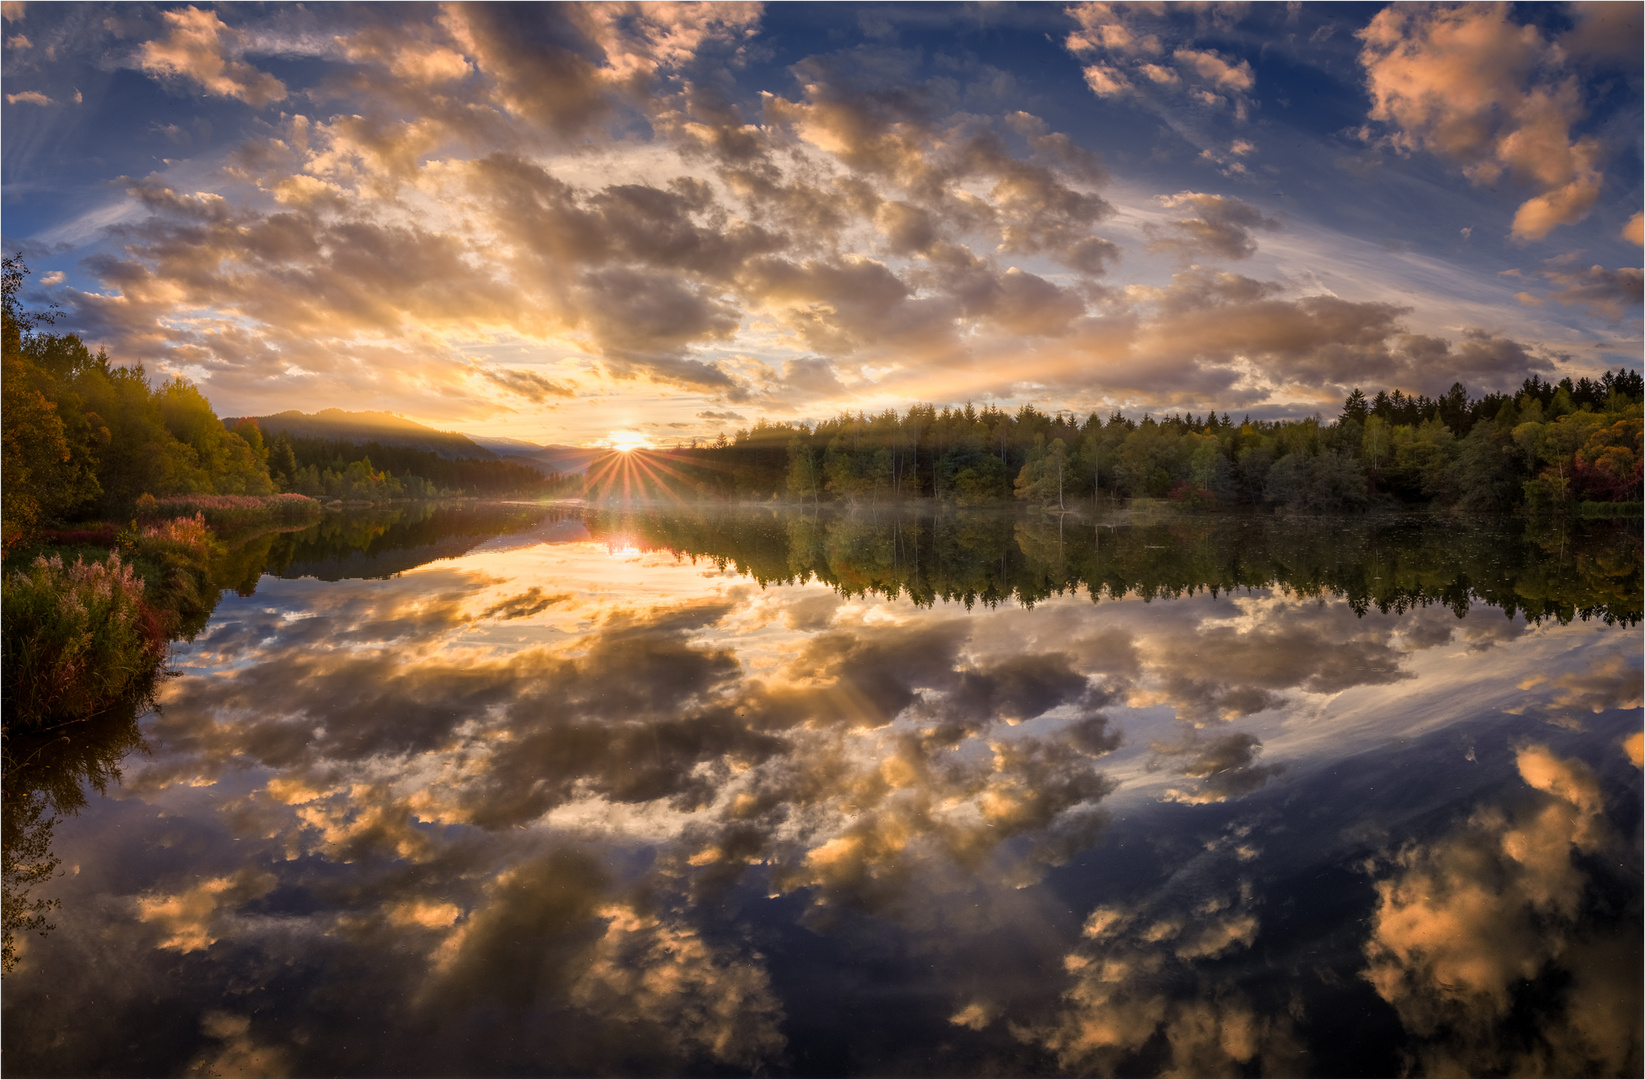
[5,505,1641,1077]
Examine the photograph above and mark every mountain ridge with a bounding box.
[229,410,602,474]
[232,409,499,461]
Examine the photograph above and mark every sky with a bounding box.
[2,1,1641,448]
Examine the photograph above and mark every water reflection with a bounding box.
[584,505,1642,623]
[3,506,1639,1077]
[1362,745,1639,1077]
[216,501,570,589]
[1,679,151,971]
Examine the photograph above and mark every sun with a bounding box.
[606,430,652,453]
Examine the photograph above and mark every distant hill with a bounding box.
[467,435,604,476]
[235,410,499,461]
[468,435,548,455]
[524,446,605,475]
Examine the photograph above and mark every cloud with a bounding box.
[1056,269,1508,402]
[1064,4,1257,120]
[1559,1,1645,68]
[23,3,1579,433]
[138,6,287,107]
[478,366,576,402]
[333,22,473,87]
[566,903,785,1068]
[1155,730,1284,804]
[146,573,1142,927]
[1362,744,1641,1075]
[1357,5,1607,241]
[1518,650,1643,715]
[1198,138,1257,177]
[4,89,52,105]
[909,651,1097,746]
[441,3,762,140]
[135,866,278,952]
[1146,191,1279,261]
[480,586,570,621]
[1173,47,1254,92]
[187,1013,293,1079]
[418,843,785,1069]
[1020,854,1300,1075]
[1515,263,1644,321]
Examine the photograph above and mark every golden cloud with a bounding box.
[135,866,277,952]
[1362,743,1641,1075]
[1357,4,1610,241]
[138,6,287,107]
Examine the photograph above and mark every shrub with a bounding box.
[140,511,211,547]
[1,552,166,733]
[121,513,220,640]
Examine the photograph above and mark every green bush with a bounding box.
[1,552,166,733]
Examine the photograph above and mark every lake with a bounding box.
[5,504,1641,1077]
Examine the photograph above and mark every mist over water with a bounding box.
[5,505,1640,1077]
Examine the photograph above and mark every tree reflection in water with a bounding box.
[2,685,151,970]
[585,505,1641,624]
[2,505,1638,1076]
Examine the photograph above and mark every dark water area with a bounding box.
[4,504,1641,1077]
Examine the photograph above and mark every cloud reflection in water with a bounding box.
[3,514,1639,1076]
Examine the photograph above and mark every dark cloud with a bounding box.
[478,367,575,402]
[480,587,570,620]
[1153,730,1286,804]
[1516,263,1644,321]
[911,651,1095,747]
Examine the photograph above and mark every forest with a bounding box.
[267,433,572,501]
[604,372,1643,513]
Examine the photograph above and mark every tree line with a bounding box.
[628,371,1642,512]
[266,434,574,501]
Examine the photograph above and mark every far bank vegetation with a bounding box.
[595,375,1642,514]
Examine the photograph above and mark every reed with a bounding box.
[134,492,322,536]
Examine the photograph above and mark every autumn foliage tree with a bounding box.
[2,255,276,552]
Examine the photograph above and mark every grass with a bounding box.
[134,492,322,538]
